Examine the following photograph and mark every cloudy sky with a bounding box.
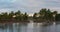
[0,0,60,14]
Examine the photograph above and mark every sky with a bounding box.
[0,0,60,15]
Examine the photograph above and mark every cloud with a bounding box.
[0,0,60,14]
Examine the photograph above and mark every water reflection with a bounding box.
[0,22,60,32]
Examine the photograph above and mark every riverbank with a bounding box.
[0,20,30,24]
[0,19,59,25]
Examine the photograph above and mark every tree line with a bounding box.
[0,10,28,22]
[33,8,60,22]
[0,8,60,23]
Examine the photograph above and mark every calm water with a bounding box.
[0,22,60,32]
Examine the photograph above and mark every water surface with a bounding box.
[0,22,60,32]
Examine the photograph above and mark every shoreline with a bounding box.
[0,20,59,24]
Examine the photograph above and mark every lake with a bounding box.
[0,22,60,32]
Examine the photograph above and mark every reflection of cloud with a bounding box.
[0,0,60,14]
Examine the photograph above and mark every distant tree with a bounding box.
[47,9,51,14]
[23,12,28,20]
[46,9,53,21]
[53,11,57,16]
[14,10,22,20]
[0,9,59,23]
[0,12,9,20]
[15,10,21,16]
[33,13,37,19]
[39,8,47,19]
[56,14,60,21]
[9,11,15,19]
[52,11,57,21]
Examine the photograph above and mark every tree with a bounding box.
[52,11,57,21]
[23,12,28,20]
[33,13,37,19]
[9,11,15,19]
[15,10,21,16]
[39,8,47,19]
[55,14,60,21]
[53,11,57,16]
[1,12,8,19]
[46,9,52,20]
[14,10,22,20]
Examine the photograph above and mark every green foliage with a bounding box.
[33,8,58,22]
[14,10,22,20]
[56,14,60,21]
[0,12,9,20]
[33,13,37,19]
[15,10,21,15]
[39,8,47,16]
[9,11,15,19]
[0,8,59,22]
[0,10,29,21]
[23,12,28,20]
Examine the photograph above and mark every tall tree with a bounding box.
[39,8,47,19]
